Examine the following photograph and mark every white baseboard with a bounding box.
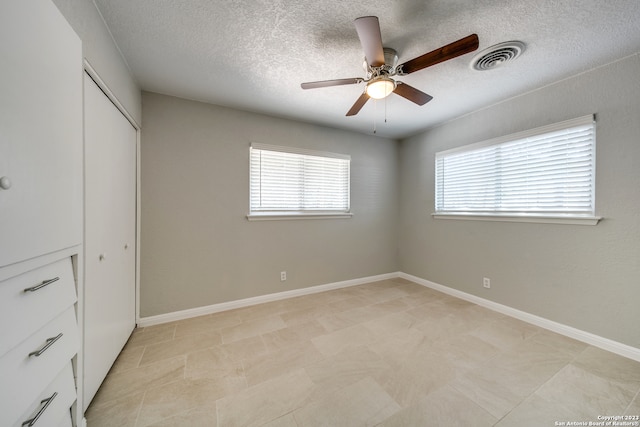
[137,272,401,327]
[399,272,640,363]
[137,271,639,362]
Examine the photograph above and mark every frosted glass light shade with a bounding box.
[366,77,395,99]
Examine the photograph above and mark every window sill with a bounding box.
[247,212,353,221]
[432,212,602,226]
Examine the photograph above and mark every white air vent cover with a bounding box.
[471,41,525,70]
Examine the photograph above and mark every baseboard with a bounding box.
[399,272,640,363]
[137,270,639,362]
[137,272,401,327]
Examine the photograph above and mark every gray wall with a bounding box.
[54,0,638,348]
[398,53,640,349]
[140,92,399,317]
[52,0,141,124]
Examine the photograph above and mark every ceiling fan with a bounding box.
[301,16,479,116]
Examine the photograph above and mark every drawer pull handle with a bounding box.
[22,392,57,426]
[23,277,59,293]
[28,333,63,357]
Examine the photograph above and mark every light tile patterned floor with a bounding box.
[86,278,640,426]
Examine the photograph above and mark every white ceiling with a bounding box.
[93,0,640,139]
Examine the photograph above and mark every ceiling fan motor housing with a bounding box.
[383,47,399,69]
[363,47,399,76]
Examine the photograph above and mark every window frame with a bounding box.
[432,115,601,225]
[247,143,352,221]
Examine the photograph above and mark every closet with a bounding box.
[0,0,83,425]
[83,73,137,410]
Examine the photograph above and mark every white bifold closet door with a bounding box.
[83,72,137,410]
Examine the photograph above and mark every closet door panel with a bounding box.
[0,0,82,267]
[83,74,136,409]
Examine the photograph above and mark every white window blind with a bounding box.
[435,115,596,217]
[250,143,350,214]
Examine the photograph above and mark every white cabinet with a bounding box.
[0,260,79,426]
[12,362,77,427]
[0,0,83,268]
[1,308,78,419]
[0,257,77,356]
[0,0,82,426]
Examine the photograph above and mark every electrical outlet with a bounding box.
[483,277,491,288]
[280,271,287,281]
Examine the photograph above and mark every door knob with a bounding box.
[0,176,11,190]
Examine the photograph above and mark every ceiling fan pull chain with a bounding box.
[373,100,377,134]
[384,95,388,123]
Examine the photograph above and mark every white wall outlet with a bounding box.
[483,277,491,288]
[280,271,287,281]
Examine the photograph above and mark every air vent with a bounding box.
[471,41,525,71]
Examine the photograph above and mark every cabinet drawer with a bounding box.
[0,308,78,426]
[0,257,77,357]
[12,363,76,427]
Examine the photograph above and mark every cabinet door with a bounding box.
[83,74,136,409]
[0,0,83,267]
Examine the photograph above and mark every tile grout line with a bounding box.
[135,356,189,426]
[623,386,640,415]
[133,389,148,427]
[451,325,570,424]
[136,345,146,370]
[495,344,591,423]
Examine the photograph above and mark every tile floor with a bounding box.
[85,278,640,426]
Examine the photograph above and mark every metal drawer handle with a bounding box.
[28,333,63,357]
[23,277,59,293]
[22,392,57,426]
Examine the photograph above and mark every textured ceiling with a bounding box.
[93,0,640,138]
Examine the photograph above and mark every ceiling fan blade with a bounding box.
[393,82,433,105]
[301,78,362,90]
[346,92,370,116]
[398,34,479,74]
[354,16,385,67]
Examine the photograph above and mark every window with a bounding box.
[248,143,351,219]
[434,115,600,224]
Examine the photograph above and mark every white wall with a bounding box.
[140,92,399,317]
[398,53,640,349]
[52,0,141,124]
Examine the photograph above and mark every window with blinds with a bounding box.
[435,115,596,218]
[249,143,350,216]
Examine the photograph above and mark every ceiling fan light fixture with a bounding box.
[366,77,396,99]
